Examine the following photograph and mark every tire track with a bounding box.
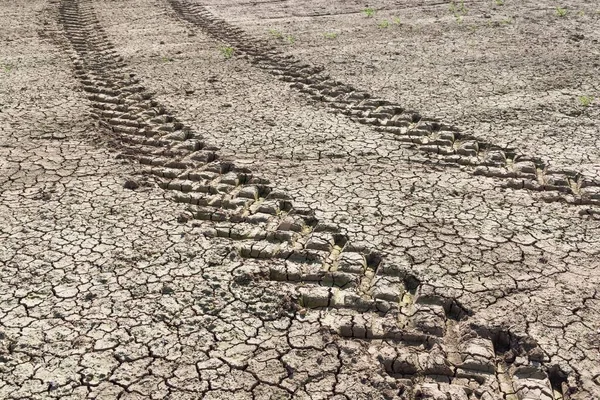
[166,0,600,212]
[52,0,575,397]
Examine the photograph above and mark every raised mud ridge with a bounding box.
[166,0,600,212]
[55,0,576,398]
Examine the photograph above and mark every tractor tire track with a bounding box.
[165,0,600,212]
[52,0,576,397]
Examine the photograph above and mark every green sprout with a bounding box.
[579,96,594,107]
[393,16,401,25]
[268,29,283,39]
[362,7,375,17]
[450,0,468,24]
[555,7,567,17]
[286,35,295,44]
[378,20,390,28]
[495,0,504,5]
[220,46,234,59]
[323,32,339,39]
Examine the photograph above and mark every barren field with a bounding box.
[1,0,599,399]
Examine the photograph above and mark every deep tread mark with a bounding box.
[166,0,600,210]
[52,0,576,397]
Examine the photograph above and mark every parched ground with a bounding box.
[0,0,599,399]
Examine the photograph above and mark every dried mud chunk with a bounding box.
[267,261,288,281]
[375,345,398,373]
[299,286,330,308]
[277,215,307,232]
[189,150,216,163]
[222,197,252,210]
[164,179,193,192]
[123,178,139,190]
[410,303,447,337]
[513,161,537,175]
[254,200,280,215]
[348,314,388,339]
[427,135,454,147]
[376,260,411,277]
[543,173,570,188]
[459,337,495,373]
[312,270,355,288]
[337,252,366,274]
[186,170,217,181]
[238,186,260,200]
[305,232,335,252]
[244,212,272,224]
[414,383,471,400]
[334,292,376,311]
[239,241,281,259]
[162,131,188,141]
[414,383,456,399]
[509,361,548,380]
[295,263,326,283]
[474,166,510,178]
[218,172,244,186]
[177,212,191,223]
[280,261,303,282]
[418,344,454,376]
[512,376,555,400]
[313,222,340,232]
[483,149,507,165]
[370,275,405,302]
[392,348,421,374]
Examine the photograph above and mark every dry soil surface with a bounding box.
[1,0,599,399]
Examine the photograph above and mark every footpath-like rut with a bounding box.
[50,0,583,398]
[166,0,600,215]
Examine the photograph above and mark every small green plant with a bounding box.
[501,17,513,24]
[578,10,585,17]
[495,0,504,5]
[378,19,390,28]
[362,7,375,17]
[268,29,283,39]
[555,7,567,17]
[220,46,234,59]
[579,95,594,107]
[160,56,172,63]
[392,16,401,25]
[450,0,467,14]
[286,35,295,44]
[450,0,468,23]
[323,32,338,39]
[2,62,14,72]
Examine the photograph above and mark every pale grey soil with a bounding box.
[1,0,599,399]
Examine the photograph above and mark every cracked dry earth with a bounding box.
[1,0,599,399]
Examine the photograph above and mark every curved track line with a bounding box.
[50,0,576,397]
[165,0,600,212]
